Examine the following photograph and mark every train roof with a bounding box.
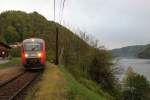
[23,38,44,43]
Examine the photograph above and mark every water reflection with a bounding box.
[116,58,150,81]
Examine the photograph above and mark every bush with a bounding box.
[88,48,121,99]
[10,47,21,57]
[122,67,150,100]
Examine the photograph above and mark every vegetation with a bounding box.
[10,48,21,57]
[1,10,150,99]
[0,58,21,69]
[111,45,144,57]
[60,66,113,100]
[25,63,67,100]
[0,10,119,99]
[25,64,113,100]
[111,44,150,59]
[122,67,150,100]
[138,44,150,58]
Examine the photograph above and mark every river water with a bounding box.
[116,58,150,81]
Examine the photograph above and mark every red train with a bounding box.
[21,38,46,69]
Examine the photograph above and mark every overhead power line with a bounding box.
[52,0,66,65]
[54,0,56,21]
[59,0,63,22]
[59,0,66,24]
[62,0,66,12]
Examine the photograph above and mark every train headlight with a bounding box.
[31,39,35,42]
[25,53,28,58]
[38,53,42,57]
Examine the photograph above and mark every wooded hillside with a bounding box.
[0,11,119,99]
[111,45,144,57]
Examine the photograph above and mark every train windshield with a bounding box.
[24,43,41,51]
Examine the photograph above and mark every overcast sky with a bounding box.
[0,0,150,49]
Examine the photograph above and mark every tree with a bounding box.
[88,48,120,96]
[122,67,150,100]
[4,26,20,43]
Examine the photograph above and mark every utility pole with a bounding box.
[55,27,59,65]
[54,0,59,65]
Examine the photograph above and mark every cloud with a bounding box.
[0,0,150,49]
[63,0,150,49]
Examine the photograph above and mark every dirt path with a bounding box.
[26,63,67,100]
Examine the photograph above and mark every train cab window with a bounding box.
[24,43,42,51]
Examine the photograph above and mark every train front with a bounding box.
[21,38,46,69]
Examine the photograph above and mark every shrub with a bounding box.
[122,67,150,100]
[10,47,21,57]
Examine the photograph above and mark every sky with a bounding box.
[0,0,150,49]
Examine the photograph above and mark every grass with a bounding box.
[0,57,21,69]
[25,63,68,100]
[25,63,113,100]
[60,66,113,100]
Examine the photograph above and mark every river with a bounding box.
[116,58,150,81]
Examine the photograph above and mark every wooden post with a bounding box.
[55,27,59,65]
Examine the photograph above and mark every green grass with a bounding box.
[0,57,21,69]
[60,66,113,100]
[25,63,67,100]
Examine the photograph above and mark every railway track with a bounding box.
[0,71,40,100]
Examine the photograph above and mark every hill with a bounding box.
[0,10,84,60]
[111,45,144,57]
[0,10,119,99]
[138,44,150,58]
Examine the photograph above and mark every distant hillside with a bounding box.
[138,44,150,58]
[111,45,145,57]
